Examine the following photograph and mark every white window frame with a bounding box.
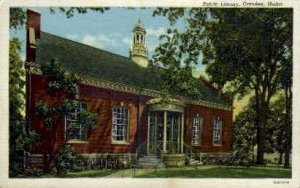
[111,106,129,144]
[65,101,87,142]
[192,115,203,145]
[213,117,222,146]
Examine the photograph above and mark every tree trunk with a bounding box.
[256,126,265,164]
[284,86,292,168]
[254,89,265,165]
[256,93,270,165]
[279,152,283,165]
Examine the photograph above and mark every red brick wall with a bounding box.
[29,74,233,156]
[29,74,67,155]
[29,74,146,155]
[185,104,233,153]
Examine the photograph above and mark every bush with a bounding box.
[54,144,78,175]
[201,156,252,167]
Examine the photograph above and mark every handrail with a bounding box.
[136,141,148,159]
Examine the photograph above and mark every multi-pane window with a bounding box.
[112,106,129,142]
[65,101,87,141]
[192,116,203,145]
[213,117,222,145]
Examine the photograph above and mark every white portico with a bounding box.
[146,98,185,155]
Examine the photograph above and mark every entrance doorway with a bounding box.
[148,111,182,154]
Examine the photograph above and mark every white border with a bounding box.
[0,1,299,188]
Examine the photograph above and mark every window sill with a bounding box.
[111,141,130,145]
[67,140,88,144]
[213,144,222,147]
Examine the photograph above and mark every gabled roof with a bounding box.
[35,31,231,109]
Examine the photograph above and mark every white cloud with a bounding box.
[122,37,131,46]
[65,32,163,56]
[97,34,111,44]
[80,33,123,49]
[82,34,100,48]
[146,27,166,37]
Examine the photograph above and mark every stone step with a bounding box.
[139,155,159,159]
[138,158,160,162]
[136,155,163,168]
[138,161,160,165]
[136,162,165,169]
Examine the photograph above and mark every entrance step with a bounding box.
[136,154,164,168]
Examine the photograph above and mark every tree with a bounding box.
[233,103,256,163]
[278,55,292,167]
[269,95,287,165]
[54,144,79,175]
[153,8,292,164]
[34,59,97,171]
[9,38,40,176]
[9,7,104,174]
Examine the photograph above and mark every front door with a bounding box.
[148,112,181,154]
[149,112,163,154]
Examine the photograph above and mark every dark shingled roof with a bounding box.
[35,31,231,108]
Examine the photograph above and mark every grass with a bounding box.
[135,165,292,178]
[17,165,291,178]
[36,169,118,178]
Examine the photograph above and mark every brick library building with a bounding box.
[25,9,233,170]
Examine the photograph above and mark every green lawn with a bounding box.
[18,165,291,178]
[135,165,291,178]
[38,169,118,178]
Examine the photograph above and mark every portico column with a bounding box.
[163,111,167,153]
[177,116,180,153]
[147,112,150,154]
[181,113,184,153]
[154,113,157,153]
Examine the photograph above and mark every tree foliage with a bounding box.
[234,96,288,164]
[154,8,292,164]
[33,59,98,171]
[9,38,40,176]
[35,59,97,130]
[54,144,79,175]
[233,103,256,162]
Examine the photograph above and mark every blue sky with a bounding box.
[10,7,206,77]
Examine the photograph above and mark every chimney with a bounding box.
[26,9,41,63]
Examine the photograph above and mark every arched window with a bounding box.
[192,115,203,145]
[137,34,140,43]
[213,117,222,145]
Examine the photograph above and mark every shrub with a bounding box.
[54,144,78,175]
[201,156,252,167]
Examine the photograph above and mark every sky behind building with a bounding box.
[10,7,206,77]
